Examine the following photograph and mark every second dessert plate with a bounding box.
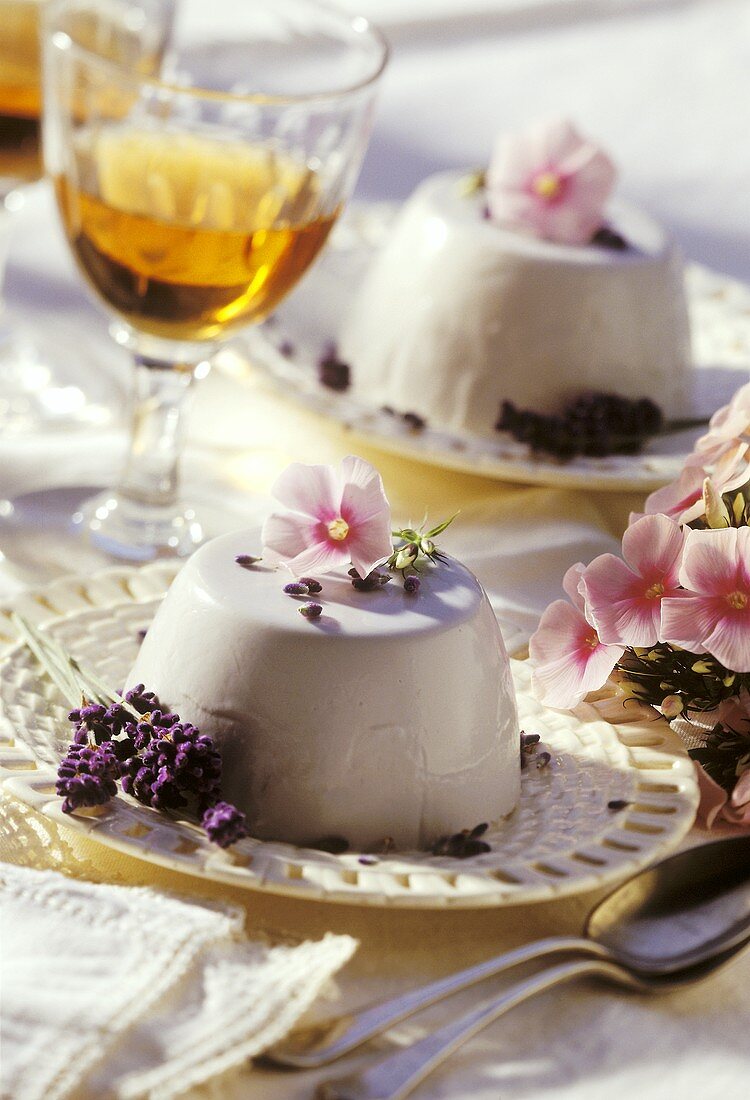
[229,203,750,493]
[0,563,698,908]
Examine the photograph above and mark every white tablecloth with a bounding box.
[2,1,750,1098]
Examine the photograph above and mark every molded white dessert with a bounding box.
[338,171,692,436]
[126,530,520,850]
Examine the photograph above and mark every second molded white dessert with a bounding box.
[126,530,520,850]
[339,171,692,436]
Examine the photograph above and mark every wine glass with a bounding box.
[42,0,388,560]
[0,0,52,429]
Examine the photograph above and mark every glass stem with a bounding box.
[117,354,199,509]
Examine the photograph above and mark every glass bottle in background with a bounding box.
[0,0,146,432]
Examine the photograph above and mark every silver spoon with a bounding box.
[268,835,750,1071]
[315,946,747,1100]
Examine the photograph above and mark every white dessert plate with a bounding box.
[228,203,750,493]
[0,563,699,908]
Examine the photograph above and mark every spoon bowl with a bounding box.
[588,834,750,975]
[268,835,750,1069]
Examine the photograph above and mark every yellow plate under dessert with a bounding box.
[229,203,750,493]
[0,563,699,908]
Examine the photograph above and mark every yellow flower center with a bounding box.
[585,632,599,649]
[726,590,748,610]
[327,517,349,541]
[645,582,665,600]
[532,171,563,201]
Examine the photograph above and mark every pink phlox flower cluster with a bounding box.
[530,518,750,705]
[641,382,750,526]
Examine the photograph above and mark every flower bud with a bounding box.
[394,543,419,570]
[702,477,730,529]
[661,694,684,719]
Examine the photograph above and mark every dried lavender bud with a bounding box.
[351,569,391,591]
[607,799,630,811]
[298,577,323,594]
[298,602,323,619]
[520,732,541,749]
[201,801,249,848]
[137,628,148,642]
[235,554,261,568]
[311,835,349,854]
[318,349,351,392]
[403,575,420,595]
[460,839,492,857]
[124,684,162,715]
[278,338,295,357]
[591,225,629,251]
[356,575,391,590]
[431,824,491,858]
[358,855,379,866]
[536,751,552,769]
[431,827,492,859]
[57,742,120,814]
[284,582,310,596]
[381,405,396,416]
[402,411,425,431]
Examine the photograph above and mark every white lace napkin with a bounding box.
[0,862,356,1100]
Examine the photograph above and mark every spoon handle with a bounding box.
[268,934,603,1068]
[316,958,639,1100]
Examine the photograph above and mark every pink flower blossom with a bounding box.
[486,118,616,246]
[641,442,750,527]
[261,456,392,578]
[641,383,750,527]
[693,381,750,459]
[579,515,684,647]
[716,687,750,734]
[529,564,624,710]
[660,527,750,671]
[695,764,750,830]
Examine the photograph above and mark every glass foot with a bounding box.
[73,490,205,562]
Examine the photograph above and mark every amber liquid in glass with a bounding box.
[0,0,43,182]
[55,129,339,340]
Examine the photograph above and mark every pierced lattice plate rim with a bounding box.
[0,562,699,908]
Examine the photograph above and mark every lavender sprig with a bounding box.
[14,615,248,848]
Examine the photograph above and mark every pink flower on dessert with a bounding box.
[529,563,624,709]
[261,456,393,578]
[486,118,617,246]
[580,515,684,647]
[660,527,750,671]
